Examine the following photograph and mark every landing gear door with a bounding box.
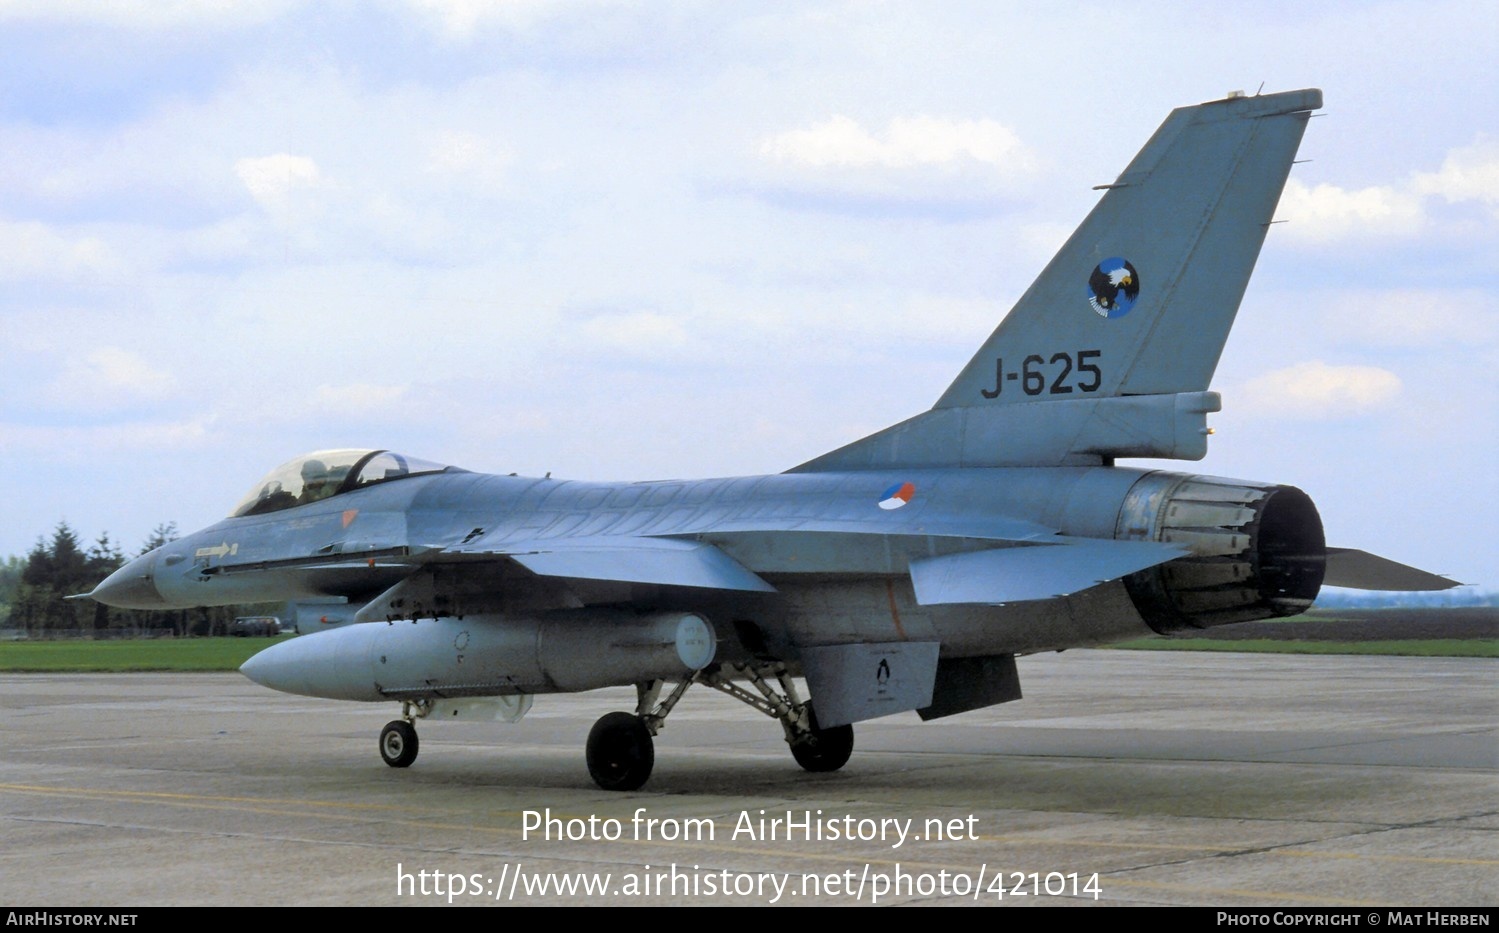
[799,641,940,729]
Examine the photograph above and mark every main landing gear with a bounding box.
[371,668,855,791]
[584,662,855,791]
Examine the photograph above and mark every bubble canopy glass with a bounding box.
[230,449,456,517]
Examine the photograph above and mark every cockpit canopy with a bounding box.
[230,449,457,517]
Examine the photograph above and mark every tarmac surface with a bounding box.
[2,651,1494,907]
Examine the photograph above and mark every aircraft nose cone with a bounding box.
[90,553,165,609]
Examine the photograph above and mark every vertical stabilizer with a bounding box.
[938,88,1320,408]
[795,89,1320,472]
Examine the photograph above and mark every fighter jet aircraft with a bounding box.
[91,88,1456,791]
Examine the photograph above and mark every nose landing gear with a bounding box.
[379,720,419,768]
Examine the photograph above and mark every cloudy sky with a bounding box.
[1,1,1494,590]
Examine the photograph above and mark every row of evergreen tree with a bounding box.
[2,522,263,637]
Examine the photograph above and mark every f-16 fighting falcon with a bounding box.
[90,88,1456,791]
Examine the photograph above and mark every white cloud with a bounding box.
[0,0,294,29]
[1411,138,1499,210]
[0,419,210,458]
[310,382,410,417]
[750,114,1037,213]
[1279,136,1499,241]
[234,153,322,211]
[579,311,695,357]
[887,294,1000,341]
[1239,361,1402,418]
[742,291,1003,367]
[1317,288,1496,348]
[760,115,1031,170]
[424,130,512,193]
[426,130,483,173]
[43,348,175,411]
[1277,179,1424,241]
[0,220,126,281]
[404,0,598,38]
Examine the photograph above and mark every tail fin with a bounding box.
[796,88,1321,472]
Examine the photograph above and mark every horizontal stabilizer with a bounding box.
[453,536,776,593]
[1323,547,1461,591]
[909,539,1185,605]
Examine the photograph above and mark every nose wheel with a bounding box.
[379,720,419,768]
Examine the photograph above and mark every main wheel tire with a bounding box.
[379,720,419,768]
[586,712,654,791]
[790,705,854,773]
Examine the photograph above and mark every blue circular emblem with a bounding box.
[1086,258,1139,319]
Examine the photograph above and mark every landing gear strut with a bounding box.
[585,679,692,791]
[700,663,854,774]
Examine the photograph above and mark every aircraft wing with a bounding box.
[431,535,1455,604]
[436,528,1183,606]
[195,531,1456,613]
[423,513,1058,596]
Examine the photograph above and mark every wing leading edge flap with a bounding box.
[453,536,776,593]
[908,539,1186,605]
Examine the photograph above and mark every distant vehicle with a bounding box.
[92,89,1456,791]
[233,616,281,637]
